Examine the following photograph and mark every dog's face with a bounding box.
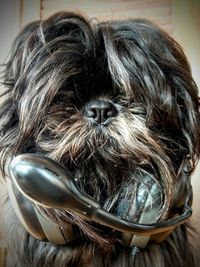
[1,12,200,245]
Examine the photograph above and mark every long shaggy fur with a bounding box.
[0,11,200,267]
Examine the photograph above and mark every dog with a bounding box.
[0,11,200,267]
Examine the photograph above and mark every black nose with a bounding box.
[84,100,118,125]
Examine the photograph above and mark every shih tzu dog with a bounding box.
[0,11,200,267]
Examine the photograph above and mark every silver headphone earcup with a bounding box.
[115,176,163,224]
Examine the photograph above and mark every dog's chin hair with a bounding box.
[39,107,173,186]
[37,111,175,246]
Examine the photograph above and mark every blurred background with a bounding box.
[0,0,199,265]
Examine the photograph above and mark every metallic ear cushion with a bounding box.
[7,180,47,241]
[115,177,164,248]
[7,180,68,244]
[115,177,163,224]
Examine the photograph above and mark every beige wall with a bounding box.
[0,0,20,64]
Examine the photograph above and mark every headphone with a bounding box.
[8,154,193,248]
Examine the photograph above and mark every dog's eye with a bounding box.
[52,91,74,105]
[112,96,147,116]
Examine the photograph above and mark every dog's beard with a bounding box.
[34,100,175,243]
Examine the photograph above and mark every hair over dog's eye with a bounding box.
[130,106,147,116]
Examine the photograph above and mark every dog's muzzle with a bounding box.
[7,154,193,248]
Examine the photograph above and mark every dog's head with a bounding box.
[1,12,200,246]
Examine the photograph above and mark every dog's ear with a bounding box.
[139,21,200,167]
[2,11,92,102]
[101,19,200,168]
[3,21,40,88]
[137,20,200,167]
[0,12,93,176]
[0,19,41,176]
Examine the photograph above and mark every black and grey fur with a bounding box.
[0,11,200,267]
